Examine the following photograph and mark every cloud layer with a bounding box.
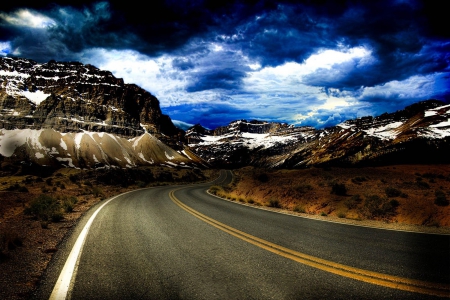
[1,1,449,129]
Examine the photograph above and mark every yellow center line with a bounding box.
[169,189,450,298]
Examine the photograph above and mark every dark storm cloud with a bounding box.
[186,68,246,92]
[163,102,251,130]
[1,0,449,129]
[171,57,195,71]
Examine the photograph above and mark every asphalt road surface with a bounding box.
[38,170,450,299]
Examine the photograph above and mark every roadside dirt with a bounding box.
[0,165,217,300]
[214,165,450,233]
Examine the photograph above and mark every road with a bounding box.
[38,170,449,299]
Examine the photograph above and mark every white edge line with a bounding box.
[49,189,138,300]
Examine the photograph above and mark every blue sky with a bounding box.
[1,1,449,129]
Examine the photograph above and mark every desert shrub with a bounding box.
[6,183,28,192]
[345,194,361,209]
[136,181,146,188]
[69,174,78,182]
[434,190,449,206]
[0,231,23,259]
[320,212,328,216]
[337,211,346,218]
[294,205,306,213]
[209,186,223,195]
[24,194,62,221]
[352,176,368,184]
[45,178,53,186]
[363,195,398,219]
[423,173,439,179]
[84,180,93,187]
[331,183,347,196]
[416,180,430,189]
[389,199,400,208]
[295,184,313,194]
[247,198,255,204]
[92,186,103,197]
[268,199,281,208]
[256,173,269,183]
[385,187,402,197]
[62,196,78,212]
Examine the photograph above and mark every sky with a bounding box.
[1,1,449,130]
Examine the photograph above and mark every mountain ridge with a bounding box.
[187,100,450,168]
[0,57,180,138]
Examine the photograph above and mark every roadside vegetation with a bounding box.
[208,165,450,227]
[0,162,218,299]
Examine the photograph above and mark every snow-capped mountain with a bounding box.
[0,57,178,137]
[0,57,205,169]
[187,100,450,168]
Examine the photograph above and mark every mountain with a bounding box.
[187,100,450,168]
[0,57,205,169]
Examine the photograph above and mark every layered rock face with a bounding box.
[0,57,179,138]
[0,57,205,169]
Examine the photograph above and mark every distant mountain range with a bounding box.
[1,57,449,170]
[186,100,450,168]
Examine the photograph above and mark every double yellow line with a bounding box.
[170,189,450,298]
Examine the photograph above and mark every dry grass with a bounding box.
[216,165,450,228]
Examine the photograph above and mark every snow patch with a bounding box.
[56,157,76,168]
[35,152,44,159]
[20,90,51,105]
[60,139,67,150]
[0,128,45,157]
[363,121,404,140]
[165,151,175,160]
[138,152,154,164]
[430,119,450,128]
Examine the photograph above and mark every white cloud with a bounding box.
[0,9,56,28]
[243,46,372,95]
[0,41,11,56]
[359,74,438,100]
[81,48,189,105]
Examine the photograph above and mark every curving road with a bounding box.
[38,170,449,299]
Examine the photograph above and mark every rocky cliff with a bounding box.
[0,57,180,138]
[0,57,205,169]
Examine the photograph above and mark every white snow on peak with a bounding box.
[20,90,51,105]
[0,128,45,157]
[0,70,30,78]
[424,104,450,117]
[430,119,450,128]
[363,121,404,140]
[337,122,353,129]
[139,152,154,164]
